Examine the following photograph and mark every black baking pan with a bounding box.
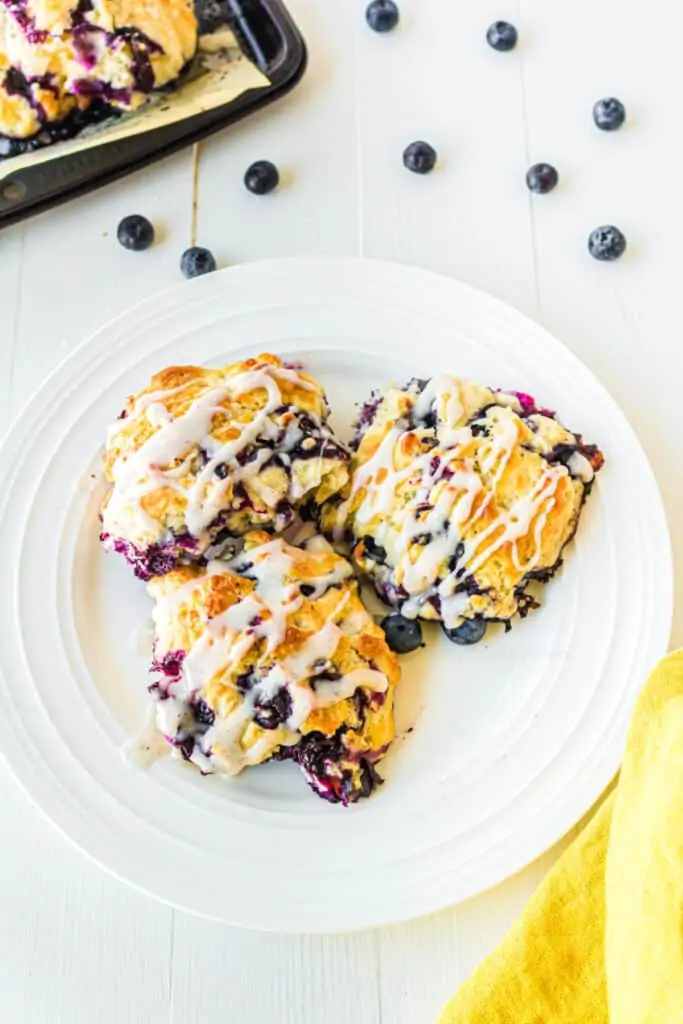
[0,0,307,229]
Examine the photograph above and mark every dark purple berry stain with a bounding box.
[192,699,215,728]
[253,688,293,730]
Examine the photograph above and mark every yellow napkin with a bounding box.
[438,649,683,1024]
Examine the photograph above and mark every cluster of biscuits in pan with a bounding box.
[0,0,197,144]
[101,353,603,804]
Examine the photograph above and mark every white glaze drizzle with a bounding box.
[103,362,336,547]
[147,537,386,775]
[350,381,573,628]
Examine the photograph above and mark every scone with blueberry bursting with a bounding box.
[319,375,604,646]
[145,531,400,804]
[101,354,350,580]
[0,0,197,148]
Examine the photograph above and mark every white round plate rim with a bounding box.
[0,256,673,932]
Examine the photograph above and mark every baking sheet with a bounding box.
[0,27,270,186]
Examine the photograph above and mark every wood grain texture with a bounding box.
[0,0,680,1021]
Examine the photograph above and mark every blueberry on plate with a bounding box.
[244,159,280,195]
[593,97,626,132]
[588,225,627,262]
[443,618,488,645]
[526,162,559,194]
[366,0,400,32]
[381,614,423,654]
[180,246,217,279]
[403,141,438,175]
[117,214,155,251]
[486,20,518,51]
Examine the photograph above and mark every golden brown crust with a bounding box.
[323,375,601,630]
[148,533,400,787]
[101,355,350,576]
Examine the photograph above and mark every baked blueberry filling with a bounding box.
[105,379,351,576]
[150,649,186,684]
[253,688,293,730]
[278,730,385,806]
[343,375,604,639]
[100,532,199,580]
[350,391,383,449]
[0,0,197,152]
[192,698,215,728]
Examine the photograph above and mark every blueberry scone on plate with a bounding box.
[101,354,350,580]
[320,375,604,645]
[0,0,197,145]
[144,531,400,804]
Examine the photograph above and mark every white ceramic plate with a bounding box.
[0,257,672,932]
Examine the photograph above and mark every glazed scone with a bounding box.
[320,375,604,643]
[0,0,197,140]
[101,354,350,580]
[145,532,401,804]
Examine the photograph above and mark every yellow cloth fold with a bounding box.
[438,650,683,1024]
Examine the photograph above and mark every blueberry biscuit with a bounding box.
[101,354,350,580]
[146,531,400,804]
[321,375,604,643]
[0,0,197,144]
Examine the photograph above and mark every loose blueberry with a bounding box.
[486,20,518,51]
[526,162,559,194]
[593,97,626,132]
[381,614,423,654]
[403,141,438,175]
[366,0,399,32]
[443,618,488,646]
[588,225,627,262]
[180,246,217,278]
[117,214,155,251]
[244,159,280,195]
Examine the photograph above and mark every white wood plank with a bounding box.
[6,148,196,418]
[0,768,173,1024]
[0,225,24,432]
[354,0,537,314]
[376,830,579,1024]
[517,0,683,645]
[193,0,362,263]
[171,920,379,1024]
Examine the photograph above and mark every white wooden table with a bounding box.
[1,1,681,1020]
